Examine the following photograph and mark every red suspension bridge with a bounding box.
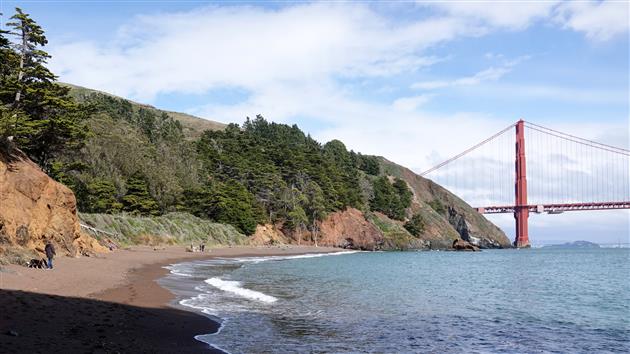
[420,120,630,248]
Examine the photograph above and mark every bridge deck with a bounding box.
[476,201,630,214]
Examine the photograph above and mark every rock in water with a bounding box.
[452,238,480,251]
[0,148,106,258]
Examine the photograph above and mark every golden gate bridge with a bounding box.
[420,120,630,248]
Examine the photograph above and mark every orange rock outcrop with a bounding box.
[317,208,383,250]
[0,150,106,257]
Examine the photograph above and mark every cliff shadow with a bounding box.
[0,289,222,353]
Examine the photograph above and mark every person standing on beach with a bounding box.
[45,240,56,269]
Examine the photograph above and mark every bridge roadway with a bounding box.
[476,201,630,214]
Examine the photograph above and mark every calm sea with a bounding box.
[159,248,630,353]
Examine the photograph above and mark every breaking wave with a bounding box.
[205,277,278,303]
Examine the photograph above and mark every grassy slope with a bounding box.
[79,212,248,247]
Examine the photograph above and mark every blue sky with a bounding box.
[2,0,628,244]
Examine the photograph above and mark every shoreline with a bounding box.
[0,245,340,353]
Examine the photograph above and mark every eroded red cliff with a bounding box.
[0,149,106,260]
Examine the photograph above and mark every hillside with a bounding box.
[0,5,505,263]
[379,158,510,248]
[53,85,509,250]
[62,83,226,139]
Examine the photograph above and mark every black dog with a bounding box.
[27,258,47,269]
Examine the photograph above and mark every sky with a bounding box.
[1,0,628,244]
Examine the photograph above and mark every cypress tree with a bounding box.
[404,213,426,237]
[0,8,87,172]
[122,173,159,215]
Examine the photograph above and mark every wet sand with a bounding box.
[0,245,339,353]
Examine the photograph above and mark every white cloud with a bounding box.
[411,57,525,90]
[467,83,629,106]
[428,0,629,41]
[554,0,630,41]
[49,3,477,102]
[428,1,558,30]
[392,94,434,112]
[412,65,512,90]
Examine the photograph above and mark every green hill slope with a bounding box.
[53,85,509,249]
[62,83,226,139]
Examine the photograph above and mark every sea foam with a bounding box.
[227,250,361,264]
[205,277,278,303]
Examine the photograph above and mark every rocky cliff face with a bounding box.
[317,208,383,250]
[244,159,511,251]
[249,223,291,246]
[379,158,511,249]
[0,148,106,260]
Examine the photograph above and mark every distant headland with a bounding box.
[543,241,600,249]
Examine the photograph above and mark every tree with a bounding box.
[303,180,326,246]
[121,173,160,215]
[393,178,412,208]
[0,12,19,139]
[6,8,51,107]
[183,180,261,235]
[0,8,87,172]
[287,205,308,245]
[351,152,380,175]
[404,213,426,237]
[427,199,447,215]
[370,176,411,220]
[86,179,123,213]
[0,14,16,86]
[211,180,261,236]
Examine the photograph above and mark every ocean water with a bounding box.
[159,249,630,353]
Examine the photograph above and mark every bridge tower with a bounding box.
[514,120,530,248]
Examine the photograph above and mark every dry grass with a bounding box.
[79,212,248,247]
[0,246,39,266]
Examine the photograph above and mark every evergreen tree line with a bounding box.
[0,8,418,237]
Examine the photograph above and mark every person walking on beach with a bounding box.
[44,240,56,269]
[200,242,205,252]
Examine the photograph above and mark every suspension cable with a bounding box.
[420,122,517,176]
[524,121,629,154]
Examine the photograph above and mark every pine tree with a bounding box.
[393,178,412,208]
[404,213,426,237]
[0,12,18,135]
[6,8,52,109]
[121,173,159,215]
[87,179,123,213]
[370,176,410,220]
[303,180,326,246]
[0,14,15,83]
[0,8,87,172]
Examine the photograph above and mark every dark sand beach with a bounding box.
[0,245,338,353]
